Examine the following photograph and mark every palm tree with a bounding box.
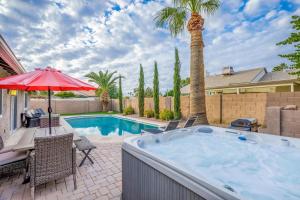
[155,0,220,124]
[85,70,119,112]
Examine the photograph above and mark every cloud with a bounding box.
[0,0,298,94]
[244,0,280,17]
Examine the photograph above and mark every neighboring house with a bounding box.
[0,35,27,140]
[181,67,300,95]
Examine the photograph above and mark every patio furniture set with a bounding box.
[0,122,97,199]
[21,108,60,128]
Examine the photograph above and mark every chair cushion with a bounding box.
[26,110,33,118]
[75,136,96,151]
[0,151,28,166]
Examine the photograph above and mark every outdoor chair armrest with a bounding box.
[0,145,14,154]
[72,146,76,174]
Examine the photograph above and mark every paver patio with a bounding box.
[0,143,122,200]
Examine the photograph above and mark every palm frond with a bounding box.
[85,70,119,91]
[154,7,187,36]
[198,0,220,15]
[173,0,189,8]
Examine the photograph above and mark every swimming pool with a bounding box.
[122,126,300,200]
[65,116,158,136]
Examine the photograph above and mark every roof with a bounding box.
[259,71,297,82]
[181,67,298,94]
[0,34,25,75]
[205,67,266,89]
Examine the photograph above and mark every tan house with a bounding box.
[181,67,300,95]
[0,35,27,140]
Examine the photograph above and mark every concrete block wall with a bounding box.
[30,98,106,114]
[267,92,300,108]
[180,96,190,119]
[29,92,300,138]
[206,95,221,124]
[260,107,300,138]
[221,93,267,124]
[281,110,300,138]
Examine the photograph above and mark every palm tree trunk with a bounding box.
[188,13,208,124]
[101,90,109,112]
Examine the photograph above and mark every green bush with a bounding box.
[159,109,174,121]
[145,109,154,118]
[124,106,134,115]
[54,91,76,98]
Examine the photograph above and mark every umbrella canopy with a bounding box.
[0,67,96,134]
[0,67,95,91]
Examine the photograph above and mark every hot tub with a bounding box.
[122,126,300,200]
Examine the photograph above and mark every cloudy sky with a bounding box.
[0,0,299,94]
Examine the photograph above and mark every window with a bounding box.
[0,89,2,117]
[24,92,28,110]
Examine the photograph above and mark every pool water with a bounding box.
[143,128,300,200]
[65,116,158,136]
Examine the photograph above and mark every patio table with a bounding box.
[12,122,81,152]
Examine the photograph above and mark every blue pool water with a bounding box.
[65,116,158,136]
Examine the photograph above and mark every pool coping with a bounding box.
[62,114,166,128]
[62,114,167,143]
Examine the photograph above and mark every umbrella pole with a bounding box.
[48,88,52,135]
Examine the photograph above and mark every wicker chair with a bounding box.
[0,136,29,179]
[29,133,77,199]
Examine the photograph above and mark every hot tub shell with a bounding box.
[122,125,300,200]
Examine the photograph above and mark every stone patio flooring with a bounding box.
[0,143,122,200]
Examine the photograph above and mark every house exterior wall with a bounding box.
[0,90,27,141]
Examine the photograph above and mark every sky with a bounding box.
[0,0,299,94]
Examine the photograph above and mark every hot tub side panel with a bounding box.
[122,149,205,200]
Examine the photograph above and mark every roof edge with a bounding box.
[0,34,26,74]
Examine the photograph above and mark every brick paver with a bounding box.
[0,143,122,200]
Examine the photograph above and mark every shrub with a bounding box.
[145,109,154,118]
[54,91,76,98]
[159,109,174,121]
[124,106,134,115]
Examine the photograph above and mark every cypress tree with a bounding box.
[277,15,300,76]
[138,64,145,117]
[173,48,181,119]
[153,61,160,119]
[118,75,123,113]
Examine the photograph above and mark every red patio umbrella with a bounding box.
[0,67,96,134]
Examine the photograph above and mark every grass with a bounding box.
[61,111,119,116]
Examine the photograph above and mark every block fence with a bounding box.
[30,92,300,126]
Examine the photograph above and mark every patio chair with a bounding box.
[22,110,40,128]
[183,116,197,128]
[143,120,180,134]
[74,136,96,167]
[0,136,29,181]
[35,108,46,116]
[29,133,77,199]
